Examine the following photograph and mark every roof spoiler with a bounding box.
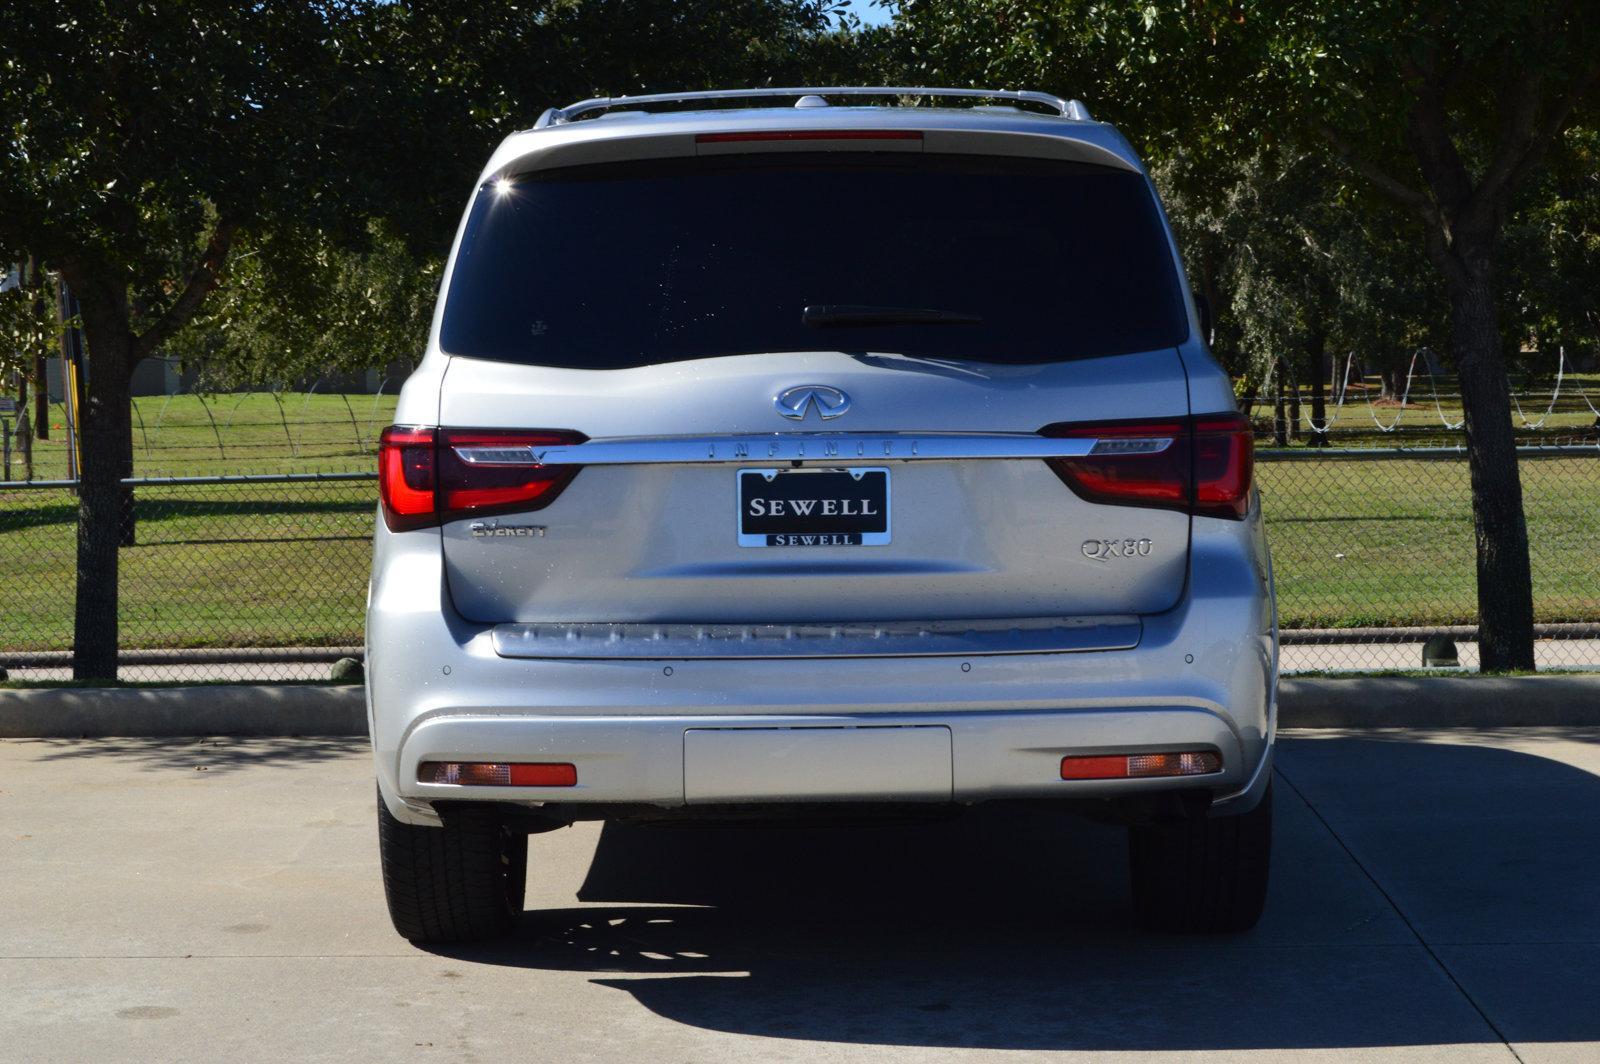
[536,87,1092,127]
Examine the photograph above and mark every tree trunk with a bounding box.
[16,374,32,480]
[32,353,49,441]
[66,276,134,681]
[1444,260,1536,672]
[1286,359,1301,441]
[1272,358,1289,447]
[1309,338,1329,447]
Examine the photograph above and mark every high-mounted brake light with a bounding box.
[1060,751,1221,780]
[378,426,587,531]
[695,130,924,143]
[1040,412,1253,520]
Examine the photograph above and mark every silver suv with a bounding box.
[368,87,1276,944]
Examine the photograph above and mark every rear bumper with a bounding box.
[368,514,1276,825]
[396,707,1250,811]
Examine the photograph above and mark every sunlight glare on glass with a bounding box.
[493,177,514,197]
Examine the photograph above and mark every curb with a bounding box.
[1277,675,1600,728]
[2,676,1598,739]
[0,685,367,738]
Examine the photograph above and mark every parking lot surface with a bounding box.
[3,728,1598,1063]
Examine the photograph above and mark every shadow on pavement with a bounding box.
[19,735,367,774]
[437,734,1600,1053]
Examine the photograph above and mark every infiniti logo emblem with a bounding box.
[774,385,851,421]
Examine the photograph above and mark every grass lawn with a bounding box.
[1258,453,1600,628]
[9,393,398,481]
[2,479,373,650]
[2,392,1597,651]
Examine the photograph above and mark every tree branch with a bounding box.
[1317,124,1439,224]
[1502,61,1600,193]
[131,220,239,364]
[1405,60,1475,213]
[1472,67,1547,210]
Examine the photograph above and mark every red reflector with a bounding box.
[1060,751,1221,781]
[418,762,578,787]
[1058,755,1131,780]
[696,129,924,143]
[509,763,579,787]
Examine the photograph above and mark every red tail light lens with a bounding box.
[1040,412,1252,520]
[378,426,438,532]
[1192,414,1254,519]
[377,426,586,531]
[437,429,586,518]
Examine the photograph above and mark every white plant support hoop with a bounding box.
[1414,347,1465,431]
[1362,350,1424,432]
[1303,351,1356,433]
[1509,347,1567,430]
[1563,345,1600,419]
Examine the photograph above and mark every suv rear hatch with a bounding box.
[400,148,1240,627]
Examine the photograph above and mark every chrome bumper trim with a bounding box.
[491,616,1142,660]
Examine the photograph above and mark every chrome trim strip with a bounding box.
[454,433,1149,467]
[491,616,1142,660]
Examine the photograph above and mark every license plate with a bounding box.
[737,467,890,547]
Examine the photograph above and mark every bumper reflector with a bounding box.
[418,761,578,787]
[1060,751,1221,781]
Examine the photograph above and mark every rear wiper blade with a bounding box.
[802,304,982,327]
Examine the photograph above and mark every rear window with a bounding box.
[440,153,1187,368]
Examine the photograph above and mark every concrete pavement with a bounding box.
[3,729,1598,1062]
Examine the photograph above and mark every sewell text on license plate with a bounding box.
[737,467,890,547]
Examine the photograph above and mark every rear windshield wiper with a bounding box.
[802,304,982,328]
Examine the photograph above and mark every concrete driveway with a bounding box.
[3,729,1597,1063]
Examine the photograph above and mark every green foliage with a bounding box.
[0,262,61,382]
[164,222,439,387]
[0,2,379,347]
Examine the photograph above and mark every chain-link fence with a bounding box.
[2,448,1597,681]
[2,474,373,681]
[1260,447,1600,670]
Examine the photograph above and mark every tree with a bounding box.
[0,2,390,678]
[893,0,1598,670]
[1242,2,1599,670]
[0,0,867,679]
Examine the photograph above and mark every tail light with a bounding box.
[378,427,438,532]
[1060,750,1222,780]
[378,426,586,531]
[1040,412,1252,520]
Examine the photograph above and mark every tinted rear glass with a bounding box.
[441,153,1187,368]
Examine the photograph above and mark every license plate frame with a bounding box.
[736,466,890,548]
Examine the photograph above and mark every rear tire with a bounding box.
[1128,784,1271,933]
[377,785,527,944]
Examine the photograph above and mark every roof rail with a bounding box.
[543,87,1091,126]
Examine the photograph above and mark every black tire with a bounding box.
[377,785,527,944]
[1128,784,1272,933]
